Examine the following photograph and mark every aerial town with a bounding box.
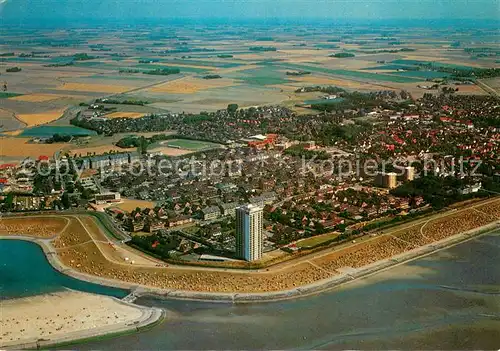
[1,91,499,263]
[0,11,499,349]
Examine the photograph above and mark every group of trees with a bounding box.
[226,103,239,115]
[284,144,330,160]
[295,85,346,94]
[310,90,410,112]
[249,46,277,52]
[286,71,311,76]
[73,53,96,61]
[95,98,149,106]
[310,120,370,146]
[44,61,74,67]
[119,68,141,74]
[354,48,415,54]
[129,233,181,260]
[390,175,486,209]
[143,67,180,76]
[203,74,222,79]
[415,62,500,79]
[45,133,72,143]
[329,52,355,58]
[116,135,150,153]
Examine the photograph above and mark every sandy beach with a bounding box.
[0,290,162,349]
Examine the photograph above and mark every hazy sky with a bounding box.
[1,0,500,23]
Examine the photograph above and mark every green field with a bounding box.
[391,59,476,70]
[296,232,340,248]
[0,92,23,99]
[134,63,208,73]
[160,59,243,68]
[276,63,423,83]
[88,74,154,81]
[231,66,291,86]
[363,64,415,71]
[164,139,221,150]
[391,70,450,79]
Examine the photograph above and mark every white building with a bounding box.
[235,204,263,261]
[94,192,121,204]
[403,166,415,181]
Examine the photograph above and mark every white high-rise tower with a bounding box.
[235,204,263,261]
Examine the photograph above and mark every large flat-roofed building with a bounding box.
[94,192,121,204]
[235,204,263,261]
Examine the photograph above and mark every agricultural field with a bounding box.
[16,107,67,127]
[9,93,80,103]
[104,111,146,119]
[0,25,496,139]
[112,199,157,212]
[0,137,66,160]
[147,76,238,94]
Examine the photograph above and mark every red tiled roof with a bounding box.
[0,163,17,170]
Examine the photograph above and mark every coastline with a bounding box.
[2,219,498,304]
[0,290,166,350]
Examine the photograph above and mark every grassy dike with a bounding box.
[1,197,499,305]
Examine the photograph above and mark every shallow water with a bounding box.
[2,232,499,349]
[78,231,500,350]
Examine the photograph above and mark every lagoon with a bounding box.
[0,240,127,300]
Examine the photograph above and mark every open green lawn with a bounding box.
[391,59,476,70]
[0,92,23,99]
[296,232,340,248]
[231,66,291,86]
[134,63,208,73]
[165,139,221,150]
[161,59,243,68]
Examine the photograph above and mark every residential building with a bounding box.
[235,204,263,261]
[144,219,165,233]
[403,166,415,182]
[219,202,239,217]
[94,192,121,204]
[168,215,193,228]
[375,172,397,189]
[126,219,145,232]
[201,206,221,221]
